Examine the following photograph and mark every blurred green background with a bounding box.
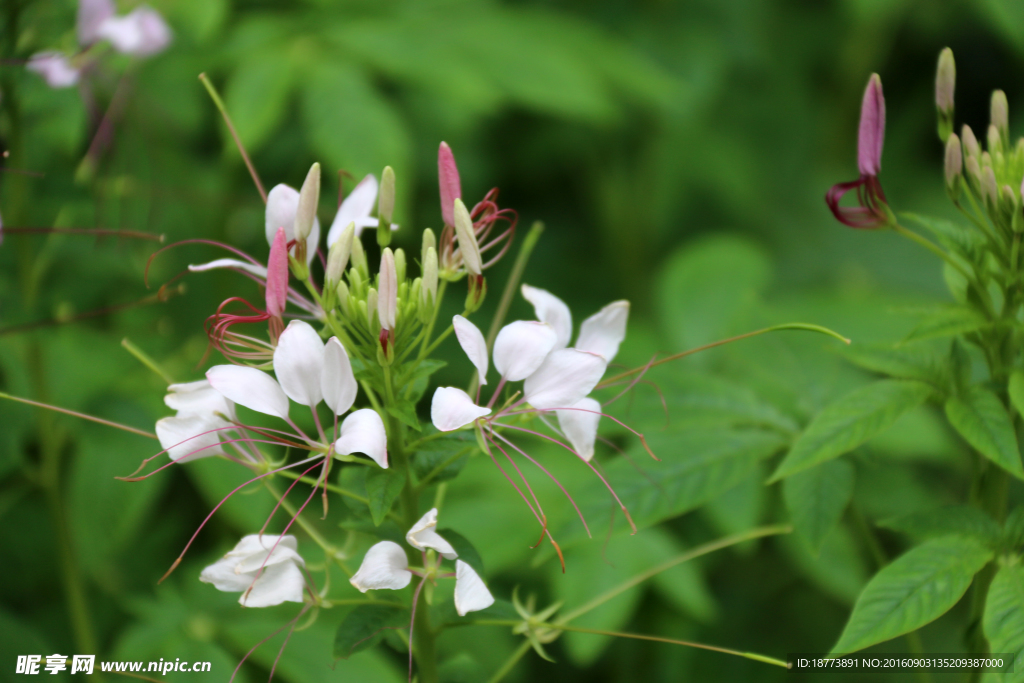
[3,0,1024,681]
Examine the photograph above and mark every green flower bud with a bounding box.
[988,124,1003,157]
[351,232,368,278]
[366,287,378,330]
[377,166,396,248]
[422,246,438,311]
[992,90,1009,139]
[394,247,407,284]
[336,280,351,317]
[935,48,955,141]
[326,222,355,287]
[962,124,980,160]
[295,162,320,243]
[453,198,482,275]
[422,228,436,265]
[945,133,962,201]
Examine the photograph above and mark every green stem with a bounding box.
[0,392,158,439]
[417,280,448,362]
[486,641,532,683]
[597,324,849,389]
[121,338,175,384]
[558,525,791,624]
[485,221,544,351]
[198,73,266,203]
[273,469,402,522]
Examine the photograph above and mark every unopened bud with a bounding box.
[962,125,980,160]
[336,280,351,317]
[326,222,355,287]
[422,246,438,311]
[966,155,981,187]
[988,124,1003,156]
[453,198,482,276]
[945,133,962,199]
[377,166,396,248]
[992,90,1009,138]
[351,232,368,277]
[266,227,289,318]
[982,165,999,208]
[422,228,436,265]
[366,287,378,330]
[936,48,956,141]
[379,249,397,331]
[438,141,462,228]
[295,162,320,243]
[465,275,486,313]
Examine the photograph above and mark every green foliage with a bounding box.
[945,386,1024,480]
[334,604,408,660]
[770,380,935,481]
[365,466,406,526]
[784,458,855,553]
[983,564,1024,681]
[832,537,993,654]
[880,506,1002,546]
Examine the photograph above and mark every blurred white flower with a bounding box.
[200,535,307,607]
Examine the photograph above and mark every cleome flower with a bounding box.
[155,379,237,463]
[350,508,495,617]
[200,534,309,607]
[826,74,892,229]
[429,296,650,564]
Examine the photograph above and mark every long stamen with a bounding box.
[493,423,637,534]
[158,456,320,583]
[408,577,428,683]
[489,428,591,538]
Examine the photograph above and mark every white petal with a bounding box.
[453,315,488,385]
[199,555,253,592]
[187,258,269,279]
[265,183,320,265]
[454,560,494,616]
[156,414,228,462]
[556,397,602,461]
[521,284,572,349]
[492,321,557,382]
[273,320,325,408]
[26,52,80,88]
[322,337,357,415]
[206,365,290,420]
[349,541,411,592]
[239,560,307,607]
[430,387,490,432]
[96,8,172,57]
[523,349,607,411]
[328,174,378,246]
[405,508,458,560]
[576,301,629,363]
[78,0,115,44]
[164,380,235,421]
[228,534,299,557]
[336,409,388,468]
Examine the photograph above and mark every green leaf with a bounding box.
[1003,507,1024,551]
[903,306,989,343]
[365,467,406,526]
[984,564,1024,681]
[840,342,950,391]
[880,506,1002,546]
[945,386,1024,480]
[831,536,993,654]
[413,437,471,484]
[387,402,421,431]
[333,604,408,660]
[784,458,855,553]
[437,528,485,575]
[549,428,786,553]
[403,359,447,404]
[770,380,934,481]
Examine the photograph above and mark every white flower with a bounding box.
[206,320,388,468]
[430,315,606,436]
[349,509,494,616]
[26,52,80,89]
[96,6,172,57]
[265,183,321,266]
[521,285,629,460]
[155,380,236,462]
[200,534,307,607]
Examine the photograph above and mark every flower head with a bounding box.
[26,53,81,89]
[200,535,307,607]
[826,74,892,229]
[155,380,236,463]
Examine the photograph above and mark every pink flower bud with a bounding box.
[438,142,462,227]
[962,124,980,159]
[266,227,289,318]
[857,74,886,177]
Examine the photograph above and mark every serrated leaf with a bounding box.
[770,380,934,481]
[946,386,1024,480]
[840,342,950,391]
[831,536,993,654]
[333,604,408,659]
[903,306,989,343]
[984,564,1024,681]
[879,506,1002,545]
[784,459,855,553]
[437,528,484,575]
[365,467,406,526]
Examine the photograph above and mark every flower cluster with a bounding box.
[27,0,171,89]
